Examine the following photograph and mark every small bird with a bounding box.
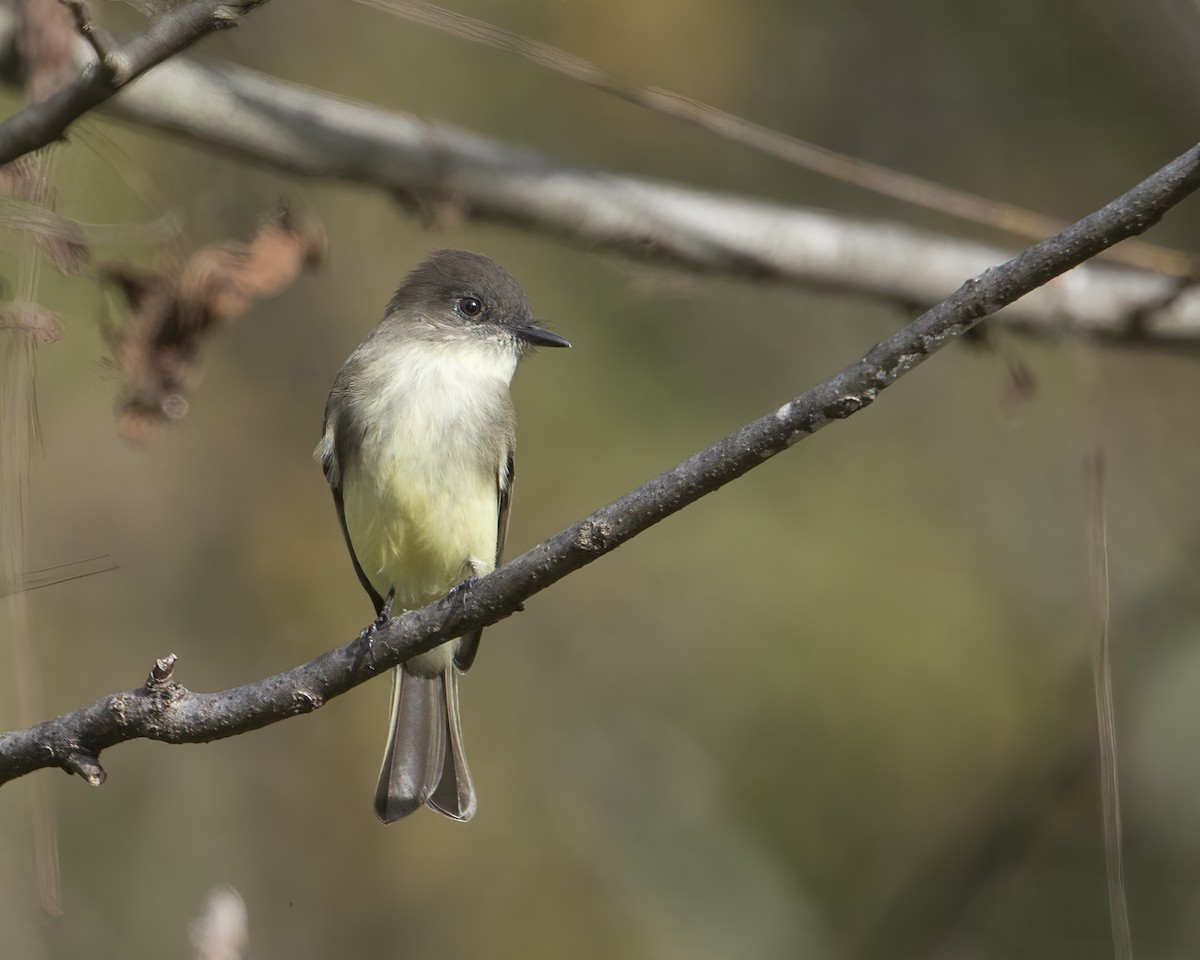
[316,250,569,822]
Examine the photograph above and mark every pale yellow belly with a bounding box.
[341,452,497,676]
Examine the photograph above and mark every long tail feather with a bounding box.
[428,668,477,821]
[374,667,446,823]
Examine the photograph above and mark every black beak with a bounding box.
[514,323,571,348]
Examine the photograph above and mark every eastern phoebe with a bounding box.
[316,250,570,822]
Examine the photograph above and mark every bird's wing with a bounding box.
[320,400,386,616]
[454,448,513,672]
[331,485,386,617]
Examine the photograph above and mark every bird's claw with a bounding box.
[448,576,479,602]
[357,589,396,660]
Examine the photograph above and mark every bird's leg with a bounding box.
[447,559,483,602]
[446,576,478,600]
[357,588,396,656]
[378,589,395,622]
[447,566,523,612]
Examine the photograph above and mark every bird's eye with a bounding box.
[457,296,483,317]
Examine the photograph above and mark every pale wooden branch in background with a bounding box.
[58,24,1200,341]
[0,8,1195,341]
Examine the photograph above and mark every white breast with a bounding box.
[339,338,515,615]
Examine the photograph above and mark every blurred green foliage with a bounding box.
[2,0,1200,957]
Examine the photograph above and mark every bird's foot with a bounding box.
[447,575,524,612]
[357,589,395,662]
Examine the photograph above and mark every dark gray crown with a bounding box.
[387,249,535,333]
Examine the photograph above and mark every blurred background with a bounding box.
[2,0,1200,957]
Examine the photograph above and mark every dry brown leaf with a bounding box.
[101,208,326,438]
[180,212,326,323]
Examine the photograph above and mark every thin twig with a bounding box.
[60,0,117,73]
[355,0,1196,278]
[10,554,118,595]
[1,138,1198,788]
[0,0,266,165]
[1087,449,1133,960]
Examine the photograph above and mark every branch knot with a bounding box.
[147,653,178,687]
[292,690,323,713]
[574,517,615,555]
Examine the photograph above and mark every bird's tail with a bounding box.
[374,666,476,823]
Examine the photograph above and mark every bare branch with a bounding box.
[1,138,1198,788]
[0,0,267,165]
[55,35,1200,340]
[60,0,118,68]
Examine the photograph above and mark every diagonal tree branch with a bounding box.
[0,0,265,165]
[1,139,1198,789]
